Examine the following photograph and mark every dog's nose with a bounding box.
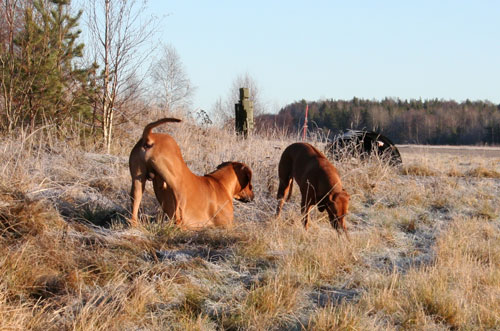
[238,193,254,202]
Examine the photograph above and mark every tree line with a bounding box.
[256,98,500,145]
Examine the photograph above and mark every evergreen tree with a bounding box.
[11,0,93,130]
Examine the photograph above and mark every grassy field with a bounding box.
[1,119,499,330]
[398,144,500,158]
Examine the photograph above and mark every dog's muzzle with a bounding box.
[236,193,254,203]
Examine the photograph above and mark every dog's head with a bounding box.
[325,189,350,233]
[217,162,254,203]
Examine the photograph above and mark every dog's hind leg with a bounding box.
[130,175,146,226]
[129,141,148,226]
[276,177,293,217]
[152,177,178,221]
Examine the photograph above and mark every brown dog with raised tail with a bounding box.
[129,118,254,229]
[276,142,350,235]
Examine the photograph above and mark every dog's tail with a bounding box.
[142,118,181,144]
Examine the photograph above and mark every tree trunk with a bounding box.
[102,0,112,153]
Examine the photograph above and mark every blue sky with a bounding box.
[148,0,500,112]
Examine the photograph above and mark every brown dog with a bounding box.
[276,142,350,235]
[129,118,254,229]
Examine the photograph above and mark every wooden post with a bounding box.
[235,87,254,137]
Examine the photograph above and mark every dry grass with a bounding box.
[0,119,499,330]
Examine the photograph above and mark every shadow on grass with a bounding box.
[78,205,128,228]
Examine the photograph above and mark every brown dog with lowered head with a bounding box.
[276,142,350,235]
[129,118,254,229]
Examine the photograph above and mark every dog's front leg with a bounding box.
[300,198,313,230]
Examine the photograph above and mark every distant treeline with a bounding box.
[256,98,500,145]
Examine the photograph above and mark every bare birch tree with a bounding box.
[85,0,158,153]
[150,44,194,113]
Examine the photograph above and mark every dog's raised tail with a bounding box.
[142,118,181,144]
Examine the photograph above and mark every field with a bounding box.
[398,144,500,158]
[1,119,499,330]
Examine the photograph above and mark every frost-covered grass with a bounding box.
[1,120,499,330]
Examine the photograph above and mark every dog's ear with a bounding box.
[328,191,350,234]
[331,191,350,216]
[234,163,254,202]
[238,164,252,188]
